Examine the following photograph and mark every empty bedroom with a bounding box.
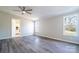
[0,6,79,53]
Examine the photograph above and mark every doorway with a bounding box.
[12,19,21,37]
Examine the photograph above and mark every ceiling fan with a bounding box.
[14,6,32,15]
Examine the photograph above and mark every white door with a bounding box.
[12,19,16,37]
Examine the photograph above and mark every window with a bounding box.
[63,14,78,36]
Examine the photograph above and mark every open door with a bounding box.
[12,19,21,37]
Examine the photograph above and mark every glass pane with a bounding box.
[63,15,77,36]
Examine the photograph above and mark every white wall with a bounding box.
[36,16,63,39]
[0,12,11,39]
[0,11,33,39]
[36,13,79,44]
[20,19,33,36]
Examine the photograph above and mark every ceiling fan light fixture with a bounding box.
[22,11,26,14]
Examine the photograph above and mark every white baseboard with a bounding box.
[0,36,12,40]
[36,34,79,44]
[0,34,33,40]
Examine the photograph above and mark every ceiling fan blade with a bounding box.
[18,6,23,11]
[25,9,32,11]
[26,11,32,14]
[13,10,21,12]
[23,6,26,11]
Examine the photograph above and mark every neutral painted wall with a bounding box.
[0,11,33,39]
[36,13,79,44]
[20,19,33,36]
[0,12,11,39]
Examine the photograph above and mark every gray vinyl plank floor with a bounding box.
[0,35,79,53]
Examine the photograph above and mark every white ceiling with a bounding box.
[0,6,79,19]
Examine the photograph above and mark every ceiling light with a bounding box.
[22,11,26,14]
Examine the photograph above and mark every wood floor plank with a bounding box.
[0,35,79,53]
[1,39,9,53]
[14,37,36,53]
[0,40,2,52]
